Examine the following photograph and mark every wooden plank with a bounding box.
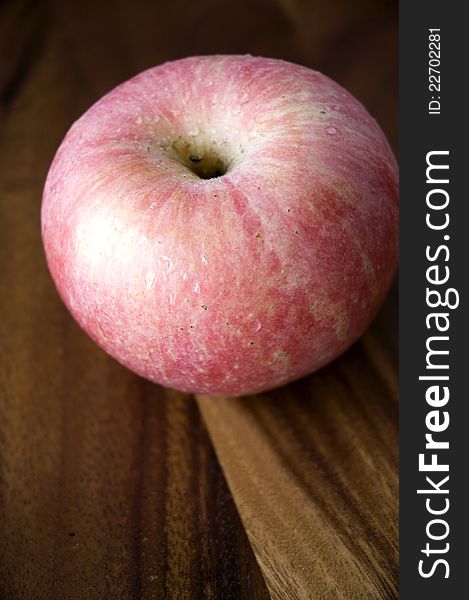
[198,300,398,600]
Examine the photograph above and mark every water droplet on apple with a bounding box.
[201,254,208,266]
[160,255,174,272]
[326,126,337,135]
[208,81,214,86]
[253,320,262,332]
[145,272,156,290]
[194,282,200,294]
[169,292,176,305]
[135,115,142,125]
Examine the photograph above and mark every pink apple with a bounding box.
[41,55,398,396]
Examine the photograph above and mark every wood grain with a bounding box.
[198,300,398,600]
[0,0,397,597]
[0,369,269,599]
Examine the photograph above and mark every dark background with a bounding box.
[400,2,468,597]
[0,1,398,598]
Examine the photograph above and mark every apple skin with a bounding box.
[41,55,398,396]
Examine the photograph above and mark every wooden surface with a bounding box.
[199,312,398,599]
[0,0,398,598]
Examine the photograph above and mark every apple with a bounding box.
[41,55,398,396]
